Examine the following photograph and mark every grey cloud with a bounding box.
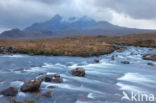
[0,0,156,31]
[93,0,156,19]
[30,0,68,5]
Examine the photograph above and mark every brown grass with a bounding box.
[0,35,118,57]
[0,33,156,57]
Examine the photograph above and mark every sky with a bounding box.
[0,0,156,32]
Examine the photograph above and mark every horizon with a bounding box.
[0,0,156,33]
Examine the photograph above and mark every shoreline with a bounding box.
[0,44,155,57]
[0,45,119,57]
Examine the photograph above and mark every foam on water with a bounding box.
[118,73,154,83]
[87,93,96,99]
[10,81,24,88]
[55,63,66,68]
[61,74,103,84]
[17,92,27,97]
[41,81,102,94]
[0,95,3,98]
[42,81,74,90]
[116,82,140,92]
[24,67,42,72]
[42,63,53,68]
[75,100,90,103]
[1,55,26,58]
[42,63,66,70]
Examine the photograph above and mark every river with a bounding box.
[0,46,156,103]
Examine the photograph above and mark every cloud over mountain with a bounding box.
[0,0,156,32]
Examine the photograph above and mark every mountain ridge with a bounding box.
[1,15,156,38]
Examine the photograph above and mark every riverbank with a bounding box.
[0,33,155,57]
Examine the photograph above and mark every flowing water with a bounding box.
[0,46,156,103]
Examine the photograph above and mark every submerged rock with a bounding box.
[121,61,130,64]
[14,68,25,71]
[71,67,85,77]
[37,91,54,98]
[47,85,58,89]
[0,87,18,96]
[20,78,42,92]
[111,55,115,60]
[143,54,156,61]
[117,47,126,53]
[147,62,155,66]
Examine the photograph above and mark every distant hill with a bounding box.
[1,15,156,38]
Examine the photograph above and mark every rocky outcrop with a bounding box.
[0,87,18,96]
[121,61,130,64]
[20,78,42,92]
[71,67,85,77]
[143,54,156,61]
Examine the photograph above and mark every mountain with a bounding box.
[1,15,156,38]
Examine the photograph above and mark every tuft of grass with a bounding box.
[25,100,35,103]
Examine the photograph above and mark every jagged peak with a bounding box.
[48,14,63,22]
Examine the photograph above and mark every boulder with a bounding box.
[71,67,85,77]
[121,61,130,64]
[143,54,156,61]
[52,74,63,83]
[44,75,52,82]
[37,91,54,98]
[0,87,18,96]
[94,59,99,63]
[20,78,42,92]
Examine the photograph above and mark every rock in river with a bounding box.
[52,74,63,83]
[44,74,63,83]
[0,87,18,96]
[47,85,58,89]
[44,75,52,82]
[71,67,85,77]
[94,59,99,63]
[147,62,155,66]
[143,54,156,61]
[121,61,130,64]
[20,78,42,92]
